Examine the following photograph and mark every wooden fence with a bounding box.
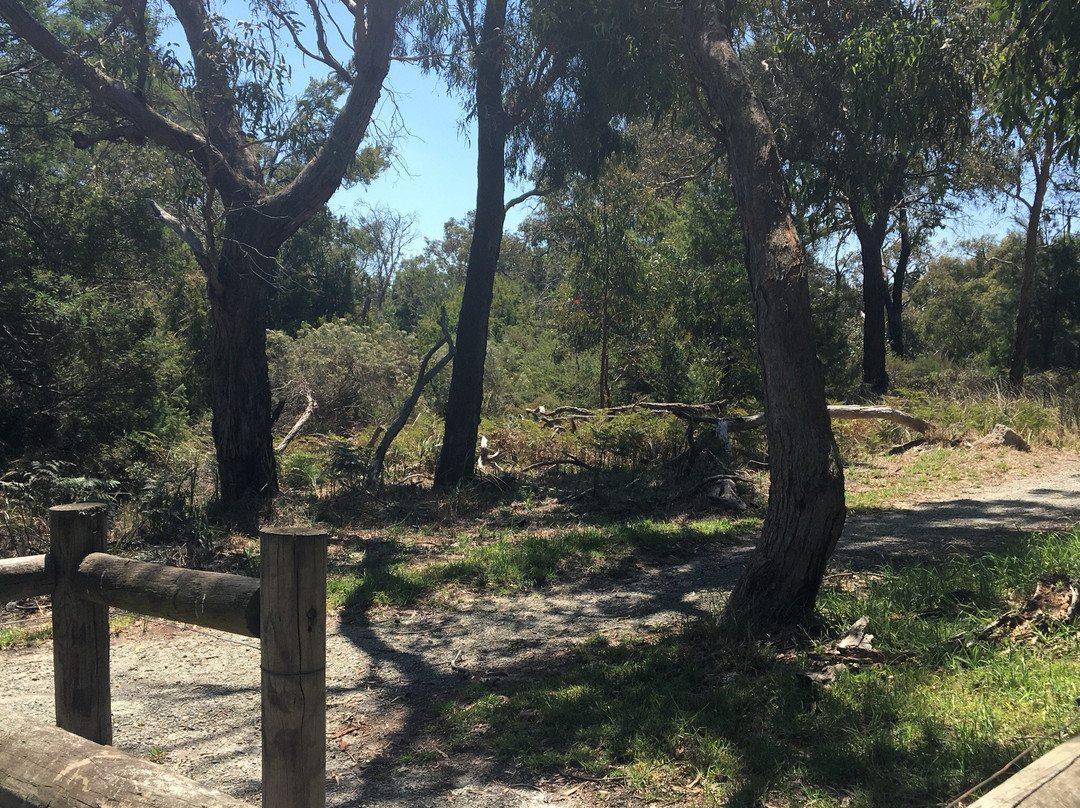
[0,503,328,808]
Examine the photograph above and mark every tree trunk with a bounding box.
[433,0,509,490]
[850,202,891,393]
[207,218,278,512]
[860,235,890,392]
[682,0,846,629]
[1008,140,1053,389]
[886,205,911,357]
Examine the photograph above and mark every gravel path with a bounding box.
[4,451,1080,808]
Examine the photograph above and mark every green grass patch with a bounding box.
[328,516,760,612]
[0,623,54,649]
[844,447,980,511]
[436,528,1080,807]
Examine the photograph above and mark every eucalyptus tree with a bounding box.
[682,0,846,628]
[409,0,636,488]
[996,0,1080,159]
[992,0,1080,387]
[756,0,978,393]
[0,0,403,512]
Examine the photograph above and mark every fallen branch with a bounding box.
[722,405,932,434]
[521,456,599,474]
[274,390,317,452]
[367,309,455,488]
[527,401,728,429]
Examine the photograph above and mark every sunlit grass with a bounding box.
[327,516,760,611]
[434,528,1080,807]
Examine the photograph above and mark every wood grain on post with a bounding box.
[260,527,328,808]
[0,707,250,808]
[50,503,111,745]
[75,553,261,637]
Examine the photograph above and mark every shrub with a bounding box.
[268,320,421,434]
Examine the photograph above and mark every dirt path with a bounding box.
[3,452,1080,808]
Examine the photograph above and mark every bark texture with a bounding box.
[434,0,510,490]
[682,0,846,628]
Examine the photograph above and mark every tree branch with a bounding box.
[146,200,218,287]
[0,0,246,197]
[262,0,403,232]
[504,186,551,211]
[367,308,456,487]
[275,390,318,452]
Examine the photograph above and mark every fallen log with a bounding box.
[0,709,249,808]
[528,400,728,427]
[275,389,317,452]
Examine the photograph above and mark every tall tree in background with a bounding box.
[0,0,402,512]
[682,0,846,628]
[411,0,588,489]
[993,0,1080,387]
[757,0,977,393]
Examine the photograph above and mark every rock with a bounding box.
[975,424,1030,452]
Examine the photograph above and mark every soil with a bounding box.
[3,447,1080,808]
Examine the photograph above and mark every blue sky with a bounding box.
[329,60,535,254]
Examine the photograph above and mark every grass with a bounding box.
[434,528,1080,807]
[0,622,53,649]
[0,612,141,649]
[843,446,980,510]
[327,516,760,612]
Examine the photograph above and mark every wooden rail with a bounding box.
[0,503,329,808]
[0,709,250,808]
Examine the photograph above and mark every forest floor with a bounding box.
[2,445,1080,808]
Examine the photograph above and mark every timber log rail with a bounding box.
[0,503,327,808]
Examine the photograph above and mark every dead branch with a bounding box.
[274,389,317,452]
[722,405,932,434]
[367,308,455,488]
[521,456,599,474]
[527,400,728,428]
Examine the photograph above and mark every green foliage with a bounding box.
[581,412,687,468]
[270,210,371,332]
[280,449,327,492]
[540,122,753,407]
[762,0,979,227]
[907,232,1080,377]
[993,0,1080,162]
[908,236,1021,369]
[0,460,117,555]
[0,137,196,465]
[267,320,421,433]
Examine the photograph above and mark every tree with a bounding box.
[0,0,403,512]
[541,122,753,407]
[0,31,198,466]
[995,0,1080,160]
[681,0,846,628]
[757,0,978,393]
[991,0,1080,387]
[358,207,417,314]
[407,0,571,489]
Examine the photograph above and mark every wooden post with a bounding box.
[49,503,111,745]
[260,527,327,808]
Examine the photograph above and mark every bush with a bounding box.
[268,320,421,434]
